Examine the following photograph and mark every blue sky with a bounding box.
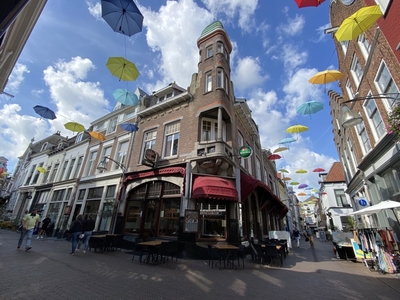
[0,0,340,198]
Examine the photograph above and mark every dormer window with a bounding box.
[40,142,48,151]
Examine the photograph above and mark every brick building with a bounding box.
[327,0,400,235]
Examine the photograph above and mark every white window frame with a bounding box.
[75,132,84,143]
[73,156,83,178]
[114,141,128,170]
[107,117,118,134]
[363,97,386,141]
[49,163,59,182]
[350,55,363,87]
[206,46,212,58]
[141,129,157,162]
[255,157,261,180]
[201,118,226,142]
[355,121,372,155]
[374,61,400,109]
[163,121,180,158]
[217,69,224,89]
[217,42,223,54]
[374,0,391,14]
[85,151,97,176]
[345,79,354,99]
[340,40,349,55]
[205,72,212,93]
[358,33,371,60]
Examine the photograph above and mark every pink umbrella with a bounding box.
[313,167,325,173]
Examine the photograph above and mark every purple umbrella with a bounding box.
[298,183,308,189]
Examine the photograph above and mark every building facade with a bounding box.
[328,0,400,236]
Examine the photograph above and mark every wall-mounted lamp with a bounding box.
[340,93,400,129]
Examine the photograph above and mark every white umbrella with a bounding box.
[347,200,400,223]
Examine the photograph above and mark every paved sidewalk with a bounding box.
[0,229,399,300]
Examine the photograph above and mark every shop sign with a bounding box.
[184,209,199,233]
[239,146,252,158]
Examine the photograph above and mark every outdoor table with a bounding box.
[213,244,239,269]
[261,244,284,259]
[138,240,167,264]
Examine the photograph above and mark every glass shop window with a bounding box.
[196,201,226,238]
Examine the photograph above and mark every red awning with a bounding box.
[192,176,238,201]
[240,172,277,201]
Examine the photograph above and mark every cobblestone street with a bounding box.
[1,230,399,300]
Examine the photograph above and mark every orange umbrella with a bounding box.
[89,131,106,141]
[298,192,307,196]
[282,177,291,181]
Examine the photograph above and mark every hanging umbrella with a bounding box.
[311,188,319,193]
[296,101,324,117]
[294,0,325,8]
[1,171,10,177]
[298,183,308,189]
[113,89,139,106]
[298,192,307,196]
[106,57,140,81]
[33,105,57,120]
[282,177,291,181]
[89,131,106,141]
[308,70,343,85]
[101,0,144,37]
[296,169,308,174]
[305,187,313,190]
[37,167,46,173]
[278,168,289,173]
[120,123,139,132]
[286,125,309,135]
[290,181,300,186]
[279,137,297,145]
[64,122,85,133]
[274,146,289,153]
[335,5,382,42]
[313,167,325,173]
[268,154,281,161]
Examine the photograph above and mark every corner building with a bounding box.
[119,21,287,257]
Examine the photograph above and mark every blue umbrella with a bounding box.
[296,101,324,117]
[101,0,144,37]
[113,89,139,106]
[279,137,296,145]
[120,123,139,132]
[33,105,56,120]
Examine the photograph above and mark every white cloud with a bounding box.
[7,63,30,92]
[277,14,305,36]
[232,57,269,92]
[141,0,214,89]
[86,1,102,20]
[42,56,110,135]
[201,0,258,31]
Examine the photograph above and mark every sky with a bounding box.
[0,0,341,199]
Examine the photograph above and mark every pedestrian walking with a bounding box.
[37,215,51,239]
[17,208,40,251]
[76,214,95,254]
[304,224,314,248]
[69,214,84,255]
[293,227,301,247]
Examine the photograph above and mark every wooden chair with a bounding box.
[250,243,265,265]
[167,241,179,262]
[131,239,149,264]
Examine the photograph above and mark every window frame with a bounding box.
[141,129,157,163]
[163,121,180,158]
[350,55,363,87]
[205,72,212,93]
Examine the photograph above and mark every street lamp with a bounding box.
[96,156,127,233]
[340,93,400,128]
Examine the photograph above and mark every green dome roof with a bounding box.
[198,21,225,40]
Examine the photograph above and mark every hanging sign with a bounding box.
[239,146,253,158]
[184,209,199,233]
[358,199,367,206]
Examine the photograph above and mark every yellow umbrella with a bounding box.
[295,169,308,174]
[1,171,10,177]
[335,5,382,42]
[274,146,289,153]
[89,131,106,141]
[64,122,85,133]
[308,70,343,85]
[37,167,46,173]
[106,57,139,81]
[278,168,289,173]
[286,125,308,135]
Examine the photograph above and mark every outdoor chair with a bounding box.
[250,243,265,265]
[111,235,124,251]
[131,239,149,264]
[237,245,245,268]
[207,244,222,269]
[167,241,179,262]
[156,242,170,264]
[264,245,283,267]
